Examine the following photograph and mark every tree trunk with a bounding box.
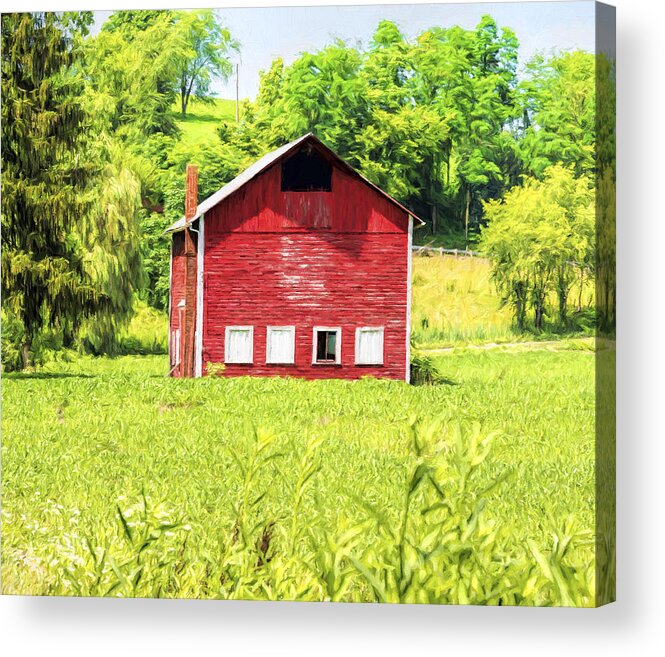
[534,300,544,331]
[431,205,437,235]
[464,188,470,248]
[21,339,32,370]
[180,81,187,115]
[515,296,524,331]
[514,280,527,331]
[557,269,569,325]
[558,289,568,325]
[182,75,197,116]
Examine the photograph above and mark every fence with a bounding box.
[412,245,589,271]
[411,245,484,258]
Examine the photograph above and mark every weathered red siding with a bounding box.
[205,165,407,234]
[202,231,408,380]
[200,157,410,381]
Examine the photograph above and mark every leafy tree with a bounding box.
[253,41,367,158]
[88,12,182,141]
[1,12,142,368]
[357,22,450,221]
[595,53,616,334]
[102,9,172,36]
[454,17,520,243]
[172,10,238,115]
[519,51,595,178]
[481,166,594,330]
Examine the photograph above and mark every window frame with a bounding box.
[266,326,296,365]
[224,325,254,364]
[312,326,342,365]
[355,326,385,366]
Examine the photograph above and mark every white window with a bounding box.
[312,327,341,364]
[225,326,254,364]
[266,326,295,364]
[355,327,384,365]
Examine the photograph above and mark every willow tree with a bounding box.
[1,13,142,368]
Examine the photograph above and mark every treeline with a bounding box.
[1,10,614,370]
[1,10,236,368]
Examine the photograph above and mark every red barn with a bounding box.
[165,133,423,382]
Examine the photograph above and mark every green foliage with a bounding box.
[103,9,172,36]
[170,10,238,115]
[206,362,227,377]
[409,350,445,385]
[2,10,607,357]
[88,11,182,141]
[1,350,597,604]
[233,16,521,234]
[520,51,596,178]
[1,13,141,368]
[0,308,65,372]
[481,166,594,330]
[595,53,616,335]
[79,300,167,356]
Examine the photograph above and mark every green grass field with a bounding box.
[412,255,514,346]
[172,98,238,148]
[1,345,601,604]
[1,254,609,604]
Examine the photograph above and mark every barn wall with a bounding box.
[202,230,409,381]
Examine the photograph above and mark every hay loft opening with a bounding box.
[281,148,332,192]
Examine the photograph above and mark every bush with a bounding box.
[78,301,168,356]
[1,310,64,372]
[410,350,444,385]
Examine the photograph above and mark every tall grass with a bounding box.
[412,255,514,347]
[2,350,597,604]
[411,254,596,348]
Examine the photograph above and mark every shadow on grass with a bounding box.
[411,375,459,387]
[4,372,95,380]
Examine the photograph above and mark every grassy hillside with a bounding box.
[172,98,238,148]
[412,253,594,348]
[412,254,514,347]
[1,347,599,603]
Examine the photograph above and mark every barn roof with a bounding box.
[164,133,424,234]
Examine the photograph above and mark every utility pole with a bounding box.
[235,63,239,123]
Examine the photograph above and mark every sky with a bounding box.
[91,1,596,100]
